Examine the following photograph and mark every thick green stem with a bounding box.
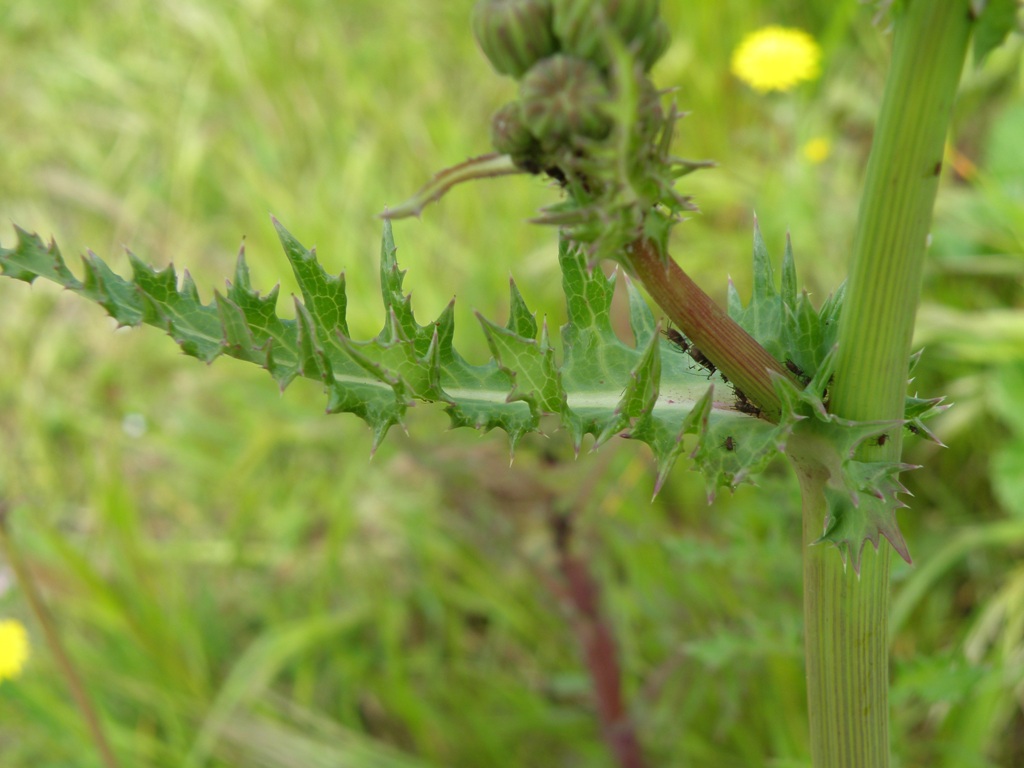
[806,3,973,766]
[831,1,973,423]
[801,475,892,768]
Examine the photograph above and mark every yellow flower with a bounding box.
[802,137,831,164]
[0,619,30,683]
[731,26,821,93]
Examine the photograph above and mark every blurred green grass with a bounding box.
[1,1,1023,766]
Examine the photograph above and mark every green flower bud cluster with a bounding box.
[473,0,666,80]
[473,0,698,261]
[474,0,670,170]
[520,54,613,146]
[553,0,669,71]
[472,0,559,78]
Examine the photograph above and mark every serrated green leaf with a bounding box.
[0,228,81,287]
[0,214,946,519]
[594,324,662,449]
[506,279,538,339]
[274,219,349,338]
[478,312,564,419]
[82,250,145,327]
[1,221,757,486]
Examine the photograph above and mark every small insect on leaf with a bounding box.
[875,433,888,447]
[723,435,736,451]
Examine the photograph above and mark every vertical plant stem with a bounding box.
[806,3,973,766]
[0,505,121,768]
[802,483,892,768]
[831,0,973,424]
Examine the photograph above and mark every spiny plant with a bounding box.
[0,215,938,564]
[1,1,1018,767]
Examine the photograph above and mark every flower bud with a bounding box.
[519,54,612,148]
[472,0,560,78]
[490,101,544,171]
[552,0,661,68]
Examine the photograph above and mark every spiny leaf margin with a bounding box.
[1,220,772,492]
[728,220,947,573]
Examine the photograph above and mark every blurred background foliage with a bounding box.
[1,0,1022,766]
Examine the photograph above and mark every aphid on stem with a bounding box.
[663,326,721,379]
[662,327,689,355]
[733,388,762,418]
[688,344,717,378]
[785,358,809,384]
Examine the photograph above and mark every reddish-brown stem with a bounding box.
[624,237,790,420]
[549,513,646,768]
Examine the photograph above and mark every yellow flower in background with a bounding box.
[802,137,831,164]
[0,619,30,683]
[731,26,821,93]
